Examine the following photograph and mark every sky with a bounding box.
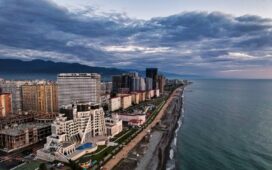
[0,0,272,78]
[54,0,272,20]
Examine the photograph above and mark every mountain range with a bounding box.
[0,59,199,80]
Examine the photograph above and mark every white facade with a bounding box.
[139,77,146,91]
[36,103,106,162]
[105,116,123,138]
[155,89,160,97]
[146,90,155,100]
[57,73,101,108]
[112,113,146,125]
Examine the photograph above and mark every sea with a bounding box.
[2,73,272,170]
[168,79,272,170]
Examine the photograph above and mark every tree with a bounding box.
[39,163,48,170]
[68,160,82,170]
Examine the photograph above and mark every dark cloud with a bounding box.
[0,0,272,77]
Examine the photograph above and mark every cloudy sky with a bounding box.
[1,0,272,78]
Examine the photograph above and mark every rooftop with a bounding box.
[129,119,143,123]
[0,122,51,136]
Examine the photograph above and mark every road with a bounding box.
[103,87,182,170]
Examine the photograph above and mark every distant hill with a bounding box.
[0,59,199,81]
[0,59,126,80]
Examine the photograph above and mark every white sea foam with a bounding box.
[166,97,184,170]
[169,149,174,160]
[166,164,175,170]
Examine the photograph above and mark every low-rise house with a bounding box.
[112,113,146,126]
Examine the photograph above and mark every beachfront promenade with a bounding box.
[103,87,182,170]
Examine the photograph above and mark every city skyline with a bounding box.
[0,0,272,78]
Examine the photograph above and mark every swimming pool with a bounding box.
[76,143,93,150]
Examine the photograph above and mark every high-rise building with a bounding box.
[145,77,153,91]
[112,75,122,94]
[146,68,158,90]
[57,73,101,107]
[112,72,146,93]
[158,75,166,93]
[131,77,141,92]
[0,80,31,114]
[101,82,112,95]
[22,82,58,112]
[121,74,131,89]
[139,77,146,91]
[0,92,12,117]
[128,72,138,77]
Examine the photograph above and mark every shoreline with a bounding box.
[112,86,184,170]
[155,87,184,170]
[163,93,184,170]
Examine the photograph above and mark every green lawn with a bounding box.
[115,128,137,144]
[110,129,129,141]
[14,161,41,170]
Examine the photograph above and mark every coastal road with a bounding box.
[103,87,182,170]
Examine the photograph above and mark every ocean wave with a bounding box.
[166,106,184,170]
[166,163,176,170]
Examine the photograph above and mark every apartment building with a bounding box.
[0,80,31,113]
[22,82,58,112]
[0,92,12,117]
[109,97,121,112]
[119,94,132,109]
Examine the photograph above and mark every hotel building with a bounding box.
[37,103,107,162]
[57,73,101,107]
